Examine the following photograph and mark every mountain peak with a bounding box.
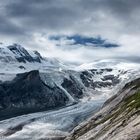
[0,43,43,63]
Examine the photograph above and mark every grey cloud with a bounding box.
[1,0,140,35]
[4,0,82,31]
[0,15,24,35]
[0,0,140,63]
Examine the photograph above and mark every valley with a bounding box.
[0,44,140,140]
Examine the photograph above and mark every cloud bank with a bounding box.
[0,0,140,63]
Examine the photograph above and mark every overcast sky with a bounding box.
[0,0,140,64]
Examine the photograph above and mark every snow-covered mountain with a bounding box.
[0,43,140,140]
[0,43,68,74]
[0,43,43,63]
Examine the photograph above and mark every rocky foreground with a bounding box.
[66,78,140,140]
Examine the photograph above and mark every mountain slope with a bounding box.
[0,70,69,120]
[66,78,140,140]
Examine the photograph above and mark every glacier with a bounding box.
[0,44,140,140]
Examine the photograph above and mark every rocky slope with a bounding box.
[66,78,140,140]
[0,70,69,120]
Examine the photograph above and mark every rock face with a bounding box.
[66,78,140,140]
[0,70,69,120]
[61,75,84,99]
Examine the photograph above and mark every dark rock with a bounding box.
[80,70,119,89]
[101,68,113,72]
[0,70,69,120]
[61,75,84,99]
[18,65,25,69]
[80,71,93,87]
[102,75,120,86]
[93,81,112,88]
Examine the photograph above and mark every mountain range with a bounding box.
[0,43,140,140]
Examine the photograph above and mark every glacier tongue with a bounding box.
[0,100,103,140]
